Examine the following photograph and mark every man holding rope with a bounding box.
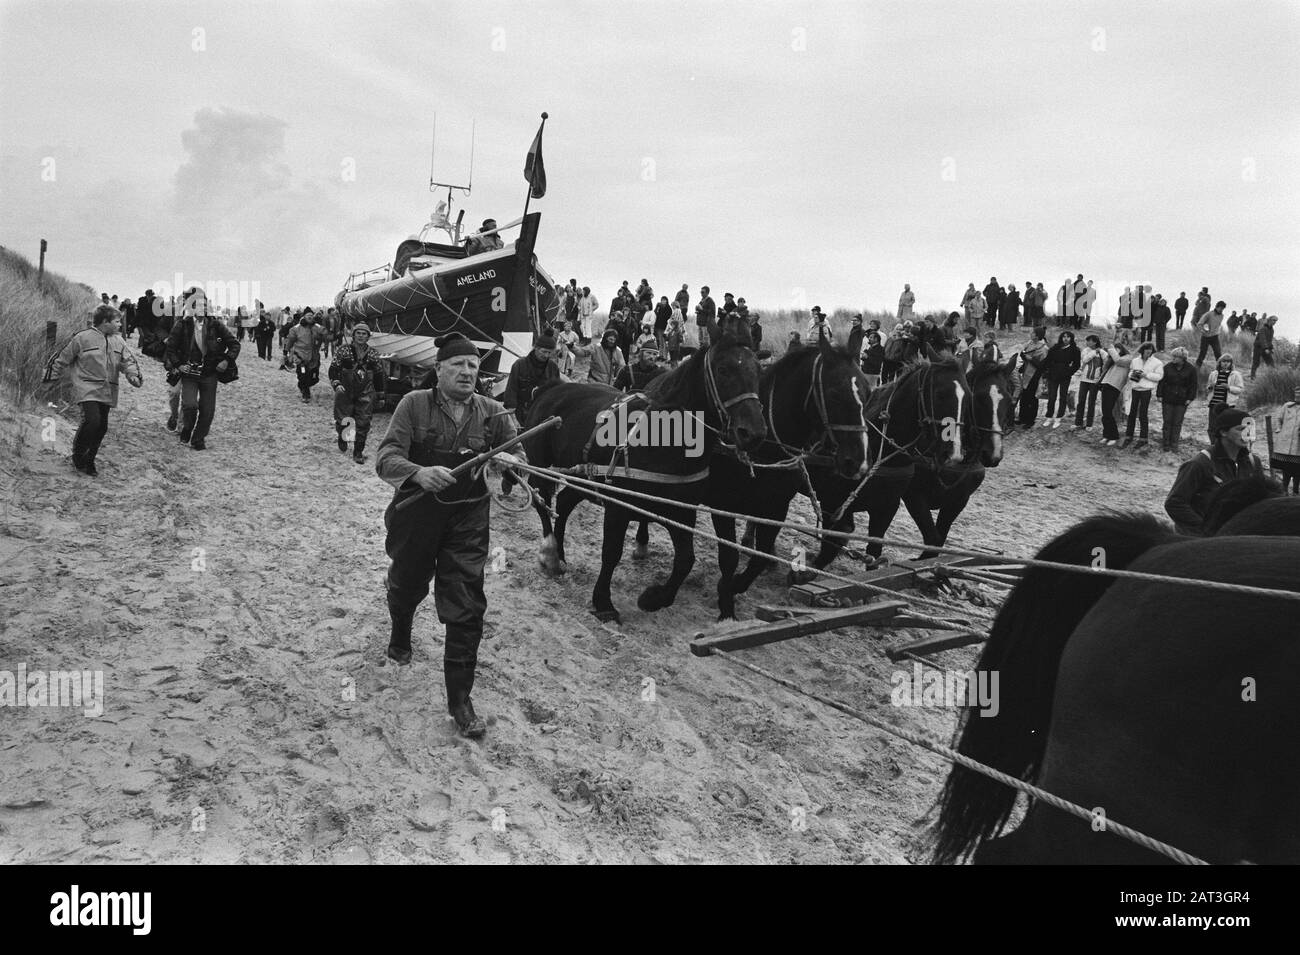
[374,332,525,739]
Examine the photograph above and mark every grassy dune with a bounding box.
[0,246,98,408]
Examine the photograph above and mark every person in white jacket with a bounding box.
[1071,333,1106,431]
[576,287,598,344]
[1122,341,1164,448]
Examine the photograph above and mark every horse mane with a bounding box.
[929,509,1180,865]
[1201,475,1285,536]
[644,331,751,411]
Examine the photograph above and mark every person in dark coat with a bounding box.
[1155,346,1197,451]
[998,283,1020,330]
[254,304,277,361]
[983,278,1003,329]
[1251,315,1278,380]
[375,332,523,738]
[695,286,717,349]
[162,287,240,450]
[1150,293,1172,351]
[1164,409,1263,534]
[502,335,560,425]
[1174,292,1189,330]
[614,346,667,392]
[653,296,673,353]
[329,323,386,463]
[1040,330,1081,427]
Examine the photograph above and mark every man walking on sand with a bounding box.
[375,332,525,739]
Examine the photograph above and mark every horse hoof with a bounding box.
[637,584,674,612]
[593,609,621,624]
[631,543,649,560]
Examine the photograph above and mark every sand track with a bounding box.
[0,346,1190,863]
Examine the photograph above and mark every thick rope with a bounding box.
[703,648,1209,865]
[514,462,1300,605]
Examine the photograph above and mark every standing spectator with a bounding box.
[1164,409,1263,534]
[1121,341,1163,448]
[979,331,1002,364]
[1117,286,1134,329]
[747,310,763,351]
[1072,334,1105,431]
[1192,300,1227,367]
[664,313,686,366]
[636,279,654,315]
[1014,327,1049,428]
[1097,331,1133,446]
[163,287,239,450]
[1149,293,1172,351]
[1134,287,1153,343]
[329,323,384,463]
[982,277,1003,328]
[1174,291,1189,330]
[1021,281,1036,327]
[1070,274,1087,328]
[502,334,560,425]
[881,324,910,383]
[1056,280,1070,326]
[861,331,885,388]
[1191,287,1211,328]
[118,297,136,339]
[846,312,866,359]
[588,327,626,385]
[998,283,1020,330]
[1155,346,1197,451]
[577,286,598,344]
[1040,331,1081,429]
[1204,354,1244,439]
[653,295,673,353]
[897,284,915,320]
[695,285,716,349]
[254,304,276,361]
[566,279,581,329]
[1241,311,1259,335]
[968,289,986,326]
[553,319,579,377]
[1226,310,1242,336]
[48,304,143,475]
[674,285,690,327]
[1251,315,1278,379]
[614,345,667,393]
[1079,280,1096,328]
[961,283,980,322]
[1270,385,1300,494]
[807,306,830,343]
[284,310,330,402]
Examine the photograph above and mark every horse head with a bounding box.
[811,334,871,478]
[703,317,765,451]
[964,354,1017,467]
[903,358,977,468]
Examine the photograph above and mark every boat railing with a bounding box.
[345,264,395,292]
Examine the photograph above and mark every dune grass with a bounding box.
[0,246,98,409]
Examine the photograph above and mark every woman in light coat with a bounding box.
[1204,354,1245,438]
[48,304,143,475]
[1122,341,1164,447]
[1271,384,1300,493]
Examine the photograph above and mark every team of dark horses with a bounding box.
[514,316,1014,623]
[505,316,1300,865]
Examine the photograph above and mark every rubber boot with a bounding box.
[386,592,414,665]
[337,422,347,452]
[445,662,485,739]
[353,432,367,464]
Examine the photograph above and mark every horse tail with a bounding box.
[929,510,1177,864]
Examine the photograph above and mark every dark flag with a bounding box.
[525,113,547,199]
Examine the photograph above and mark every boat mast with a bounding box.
[429,115,474,243]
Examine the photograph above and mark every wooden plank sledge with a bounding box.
[788,554,1019,607]
[690,599,908,657]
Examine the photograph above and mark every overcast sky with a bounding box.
[3,0,1298,333]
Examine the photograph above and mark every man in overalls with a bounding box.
[374,333,523,738]
[329,323,384,463]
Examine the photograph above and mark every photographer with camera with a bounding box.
[163,287,240,451]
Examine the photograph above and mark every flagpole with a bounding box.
[523,111,547,219]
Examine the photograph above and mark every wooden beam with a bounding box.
[691,599,908,657]
[788,554,1010,606]
[886,630,988,661]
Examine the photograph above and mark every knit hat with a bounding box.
[435,332,478,361]
[352,323,371,338]
[536,333,556,350]
[1215,408,1250,432]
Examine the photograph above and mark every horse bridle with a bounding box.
[703,342,760,441]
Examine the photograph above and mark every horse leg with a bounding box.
[638,515,696,612]
[733,520,781,594]
[807,513,854,576]
[551,485,584,572]
[864,489,906,561]
[713,513,740,620]
[535,481,562,577]
[632,520,650,560]
[591,504,632,624]
[903,489,942,560]
[740,520,756,549]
